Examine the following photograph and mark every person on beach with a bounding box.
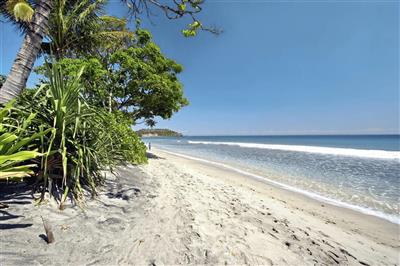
[148,142,151,150]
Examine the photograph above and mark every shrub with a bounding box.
[11,63,147,207]
[19,64,108,205]
[103,111,147,165]
[0,101,47,181]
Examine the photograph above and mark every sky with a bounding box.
[1,0,399,135]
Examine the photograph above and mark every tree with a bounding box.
[0,0,52,104]
[0,0,218,104]
[43,28,188,126]
[42,0,134,59]
[14,63,147,204]
[109,29,189,125]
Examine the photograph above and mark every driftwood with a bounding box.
[41,216,55,244]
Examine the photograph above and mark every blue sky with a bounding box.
[1,1,399,135]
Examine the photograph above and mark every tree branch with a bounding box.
[123,0,221,35]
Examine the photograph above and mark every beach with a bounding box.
[1,148,399,265]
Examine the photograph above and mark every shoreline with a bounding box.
[152,149,399,240]
[157,148,400,225]
[146,149,399,264]
[1,149,398,265]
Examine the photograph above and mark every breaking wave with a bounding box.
[160,149,400,224]
[188,141,400,160]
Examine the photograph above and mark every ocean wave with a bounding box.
[187,141,400,160]
[159,149,400,225]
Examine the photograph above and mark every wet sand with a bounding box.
[1,148,398,265]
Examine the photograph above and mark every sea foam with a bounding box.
[188,141,400,160]
[160,149,400,225]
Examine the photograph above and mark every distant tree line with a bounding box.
[136,128,183,137]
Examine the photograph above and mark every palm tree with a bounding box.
[0,0,133,105]
[42,0,133,59]
[0,0,112,103]
[0,0,211,104]
[0,0,52,104]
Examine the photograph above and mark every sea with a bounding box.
[142,135,400,224]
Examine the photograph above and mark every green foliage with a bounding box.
[0,101,46,181]
[178,3,186,11]
[36,58,109,108]
[2,0,199,207]
[136,128,182,137]
[182,29,196,37]
[41,28,188,126]
[103,112,147,164]
[109,28,189,123]
[21,64,107,204]
[182,20,202,37]
[119,0,220,37]
[42,0,134,58]
[15,63,147,205]
[38,4,189,126]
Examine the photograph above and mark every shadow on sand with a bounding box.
[146,152,165,160]
[0,182,34,230]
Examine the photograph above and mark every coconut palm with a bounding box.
[42,0,134,59]
[0,0,211,104]
[0,0,124,103]
[0,0,52,104]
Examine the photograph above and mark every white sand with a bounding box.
[1,148,399,265]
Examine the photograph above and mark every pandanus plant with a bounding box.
[3,62,145,208]
[26,63,111,207]
[0,100,48,181]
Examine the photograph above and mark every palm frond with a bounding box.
[77,0,105,23]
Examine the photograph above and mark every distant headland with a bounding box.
[136,128,183,137]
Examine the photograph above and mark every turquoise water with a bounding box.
[143,135,400,223]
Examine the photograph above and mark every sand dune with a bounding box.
[1,149,398,265]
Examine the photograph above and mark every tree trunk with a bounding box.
[0,0,52,104]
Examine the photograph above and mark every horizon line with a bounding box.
[145,133,400,137]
